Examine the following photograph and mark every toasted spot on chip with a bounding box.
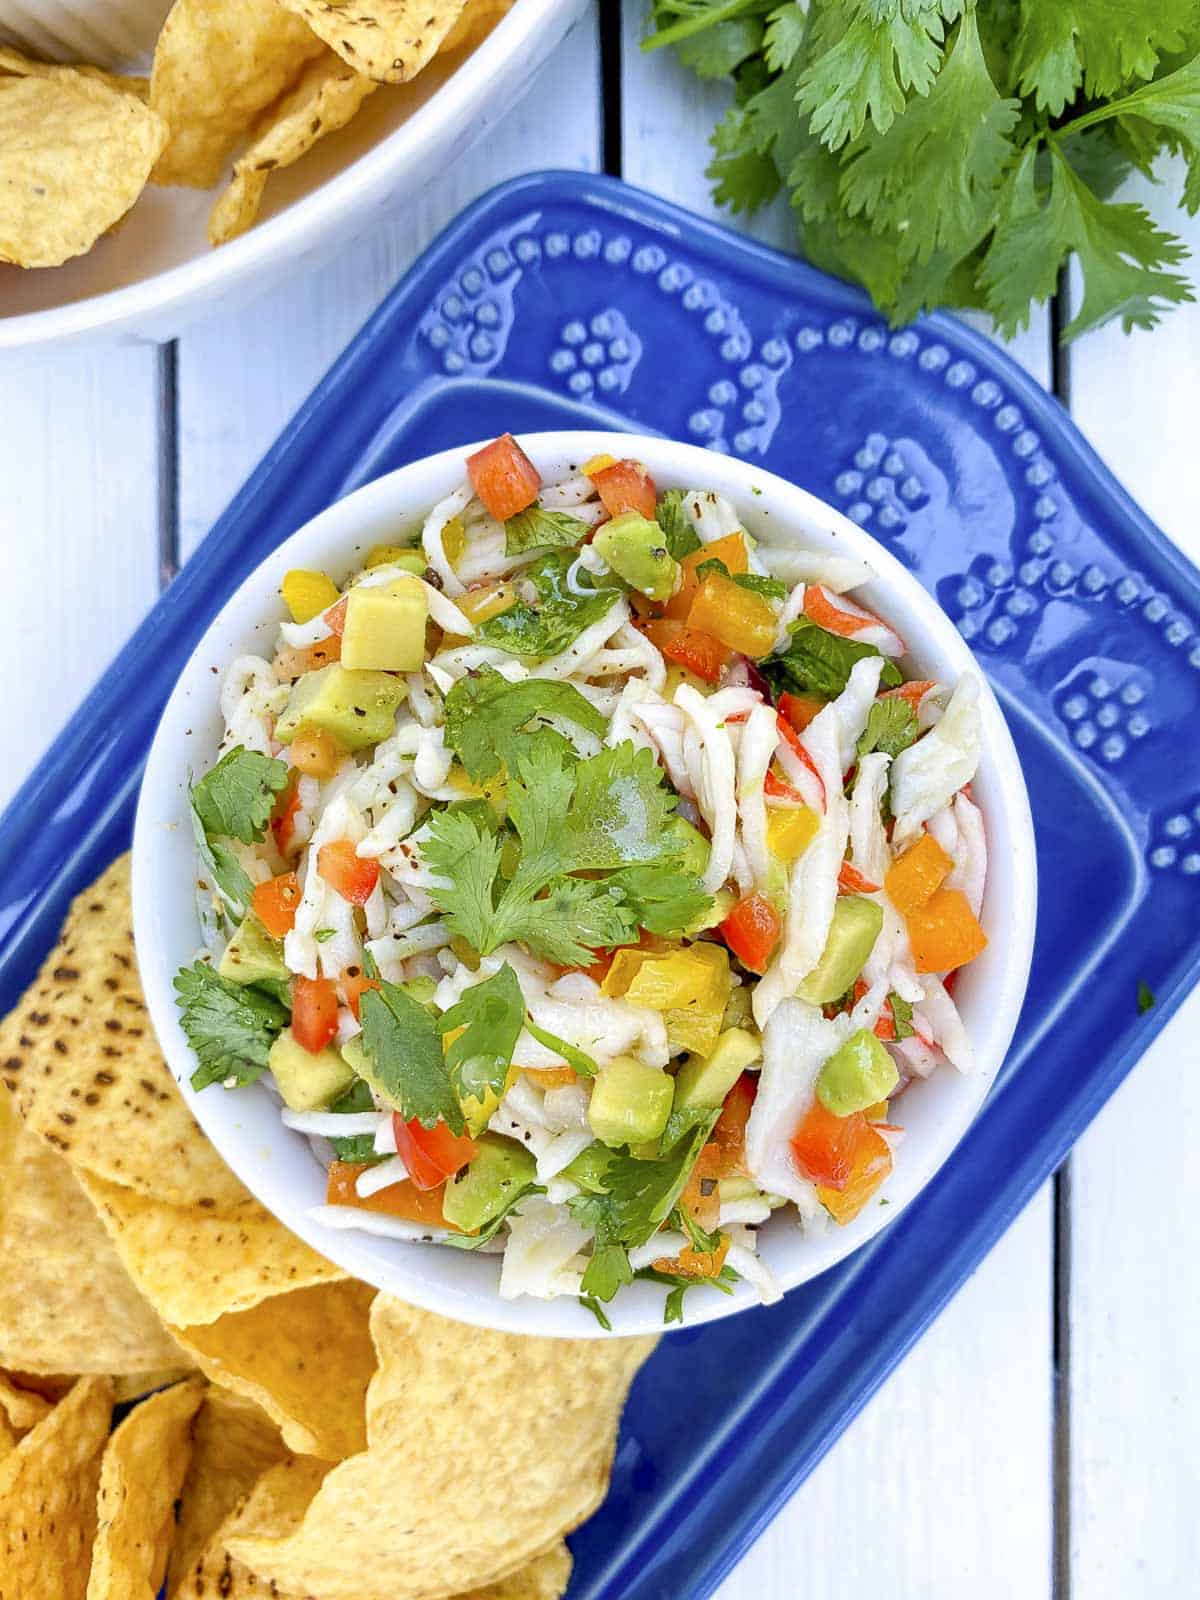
[0,1376,112,1599]
[227,1297,656,1599]
[0,72,166,268]
[0,1090,183,1376]
[87,1376,204,1599]
[275,0,468,82]
[209,53,376,245]
[169,1280,377,1462]
[0,856,248,1215]
[167,1389,287,1594]
[76,1172,345,1327]
[150,0,327,188]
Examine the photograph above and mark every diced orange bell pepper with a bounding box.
[251,871,301,939]
[816,1124,893,1223]
[719,892,781,974]
[591,458,657,520]
[906,888,988,973]
[779,690,825,732]
[838,861,881,895]
[520,1065,579,1090]
[466,433,541,521]
[884,833,954,916]
[791,1099,870,1191]
[711,1073,757,1177]
[273,635,340,682]
[664,531,749,619]
[679,1141,724,1232]
[289,725,343,779]
[342,964,380,1021]
[641,618,730,684]
[688,572,778,659]
[325,1162,464,1231]
[653,1231,730,1279]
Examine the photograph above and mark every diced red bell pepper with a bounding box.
[270,776,303,856]
[778,690,825,732]
[803,584,882,639]
[292,975,339,1054]
[763,769,806,804]
[790,1099,870,1191]
[325,1161,463,1231]
[641,618,731,684]
[393,1115,479,1191]
[251,871,301,939]
[776,715,827,809]
[317,839,380,905]
[719,892,781,974]
[710,1072,757,1176]
[324,596,348,637]
[679,1141,724,1231]
[853,977,896,1041]
[838,861,881,895]
[591,458,657,520]
[342,965,381,1021]
[466,433,541,521]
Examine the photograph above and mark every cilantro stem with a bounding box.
[642,0,763,53]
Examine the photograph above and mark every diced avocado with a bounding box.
[562,1143,616,1194]
[666,816,710,878]
[722,982,753,1031]
[671,1027,762,1116]
[442,1134,536,1232]
[795,895,883,1005]
[588,1056,674,1148]
[816,1028,900,1117]
[275,664,405,752]
[339,1033,397,1111]
[341,576,429,673]
[218,914,288,987]
[687,887,735,936]
[593,512,680,602]
[269,1028,356,1112]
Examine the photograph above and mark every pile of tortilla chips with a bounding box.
[0,856,656,1599]
[0,0,512,269]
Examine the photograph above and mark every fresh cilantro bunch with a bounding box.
[189,746,288,918]
[645,1,1200,338]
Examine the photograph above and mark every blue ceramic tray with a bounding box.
[4,172,1200,1600]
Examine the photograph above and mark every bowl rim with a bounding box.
[0,0,588,350]
[133,429,1037,1337]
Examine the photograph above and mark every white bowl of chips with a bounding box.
[133,431,1037,1338]
[0,0,588,348]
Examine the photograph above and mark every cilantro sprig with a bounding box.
[188,746,288,919]
[174,962,289,1092]
[647,2,1200,339]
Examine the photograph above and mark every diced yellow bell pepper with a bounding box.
[603,943,732,1057]
[767,804,820,864]
[364,543,423,572]
[864,1100,890,1122]
[445,766,507,820]
[663,663,711,700]
[582,452,617,477]
[281,569,340,624]
[688,572,778,659]
[884,833,954,916]
[458,583,518,625]
[442,517,467,568]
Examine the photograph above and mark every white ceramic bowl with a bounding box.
[134,431,1037,1337]
[0,0,587,349]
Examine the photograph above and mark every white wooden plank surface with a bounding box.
[175,13,602,561]
[620,16,1055,1600]
[1065,158,1200,1595]
[0,345,160,811]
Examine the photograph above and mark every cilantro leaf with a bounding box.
[437,963,524,1111]
[327,1079,385,1164]
[174,962,289,1092]
[475,550,623,661]
[603,862,712,937]
[523,1017,598,1078]
[569,742,683,869]
[1074,55,1200,214]
[359,978,462,1134]
[442,668,605,784]
[765,616,903,701]
[708,105,782,213]
[635,1262,741,1325]
[889,991,915,1040]
[579,1241,635,1302]
[764,1,806,71]
[504,505,591,557]
[191,747,289,844]
[695,556,786,601]
[654,489,702,559]
[1013,0,1193,115]
[189,799,255,919]
[579,1295,614,1332]
[857,697,919,759]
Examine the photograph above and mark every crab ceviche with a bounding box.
[174,434,989,1326]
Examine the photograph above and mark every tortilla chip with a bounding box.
[77,1172,345,1327]
[87,1376,204,1600]
[168,1280,376,1461]
[0,855,248,1215]
[150,0,326,187]
[0,43,149,100]
[0,71,166,268]
[227,1297,656,1600]
[0,1409,17,1464]
[276,0,467,82]
[209,53,376,245]
[0,1370,55,1433]
[110,1367,198,1404]
[0,1089,183,1375]
[463,1543,572,1600]
[171,1456,329,1599]
[167,1389,287,1595]
[0,1376,112,1600]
